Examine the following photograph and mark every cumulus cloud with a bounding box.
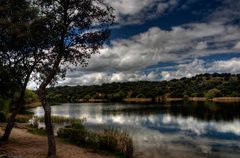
[160,58,240,80]
[83,22,240,73]
[58,71,158,86]
[234,42,240,50]
[209,58,240,73]
[161,59,206,80]
[105,0,179,25]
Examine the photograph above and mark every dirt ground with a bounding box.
[0,125,114,158]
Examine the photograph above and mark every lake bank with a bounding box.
[0,124,115,158]
[77,97,240,104]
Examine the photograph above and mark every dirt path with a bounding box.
[0,126,114,158]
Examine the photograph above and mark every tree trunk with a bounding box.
[1,89,25,141]
[38,89,56,158]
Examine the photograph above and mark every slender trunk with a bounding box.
[1,89,25,141]
[36,54,62,158]
[38,89,56,158]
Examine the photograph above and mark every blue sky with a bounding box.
[52,0,240,86]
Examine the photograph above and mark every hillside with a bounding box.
[46,73,240,103]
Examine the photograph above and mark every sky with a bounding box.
[31,0,240,87]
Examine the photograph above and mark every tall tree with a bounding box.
[35,0,114,157]
[0,0,51,141]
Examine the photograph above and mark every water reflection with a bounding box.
[31,102,240,158]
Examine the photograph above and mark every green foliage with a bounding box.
[98,135,118,152]
[0,98,10,112]
[27,125,47,136]
[24,89,39,104]
[15,117,30,123]
[46,73,240,103]
[35,116,85,124]
[71,122,85,130]
[205,88,222,99]
[0,111,7,122]
[0,98,10,122]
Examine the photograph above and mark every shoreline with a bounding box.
[26,97,240,109]
[0,124,114,158]
[67,97,240,104]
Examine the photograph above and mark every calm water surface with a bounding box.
[31,102,240,158]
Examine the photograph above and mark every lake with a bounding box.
[31,102,240,158]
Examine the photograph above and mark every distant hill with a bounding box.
[46,73,240,103]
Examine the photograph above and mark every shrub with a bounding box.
[98,135,118,152]
[15,117,29,123]
[58,126,88,145]
[103,129,133,158]
[72,121,85,130]
[0,111,7,122]
[27,125,47,136]
[204,88,222,99]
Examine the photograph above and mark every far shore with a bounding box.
[26,97,240,108]
[123,97,240,103]
[25,97,240,109]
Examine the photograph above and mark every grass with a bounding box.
[57,123,133,158]
[27,125,47,136]
[15,117,30,123]
[35,116,86,124]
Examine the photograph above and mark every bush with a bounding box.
[24,89,39,104]
[15,117,29,123]
[0,111,7,122]
[204,88,222,99]
[58,127,88,145]
[27,125,47,136]
[72,121,85,130]
[103,129,133,158]
[98,135,118,152]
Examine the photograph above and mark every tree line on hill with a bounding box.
[46,73,240,103]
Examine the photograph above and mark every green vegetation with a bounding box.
[29,116,133,157]
[0,89,39,123]
[46,73,240,103]
[27,125,48,136]
[58,123,133,158]
[24,89,39,105]
[35,116,86,124]
[0,99,10,122]
[204,88,222,99]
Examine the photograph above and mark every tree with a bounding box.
[35,0,114,157]
[0,0,51,141]
[204,88,222,99]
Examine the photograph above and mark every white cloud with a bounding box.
[84,23,240,73]
[209,58,240,73]
[161,59,206,80]
[160,58,240,80]
[195,41,208,50]
[58,71,158,86]
[234,42,240,50]
[105,0,179,25]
